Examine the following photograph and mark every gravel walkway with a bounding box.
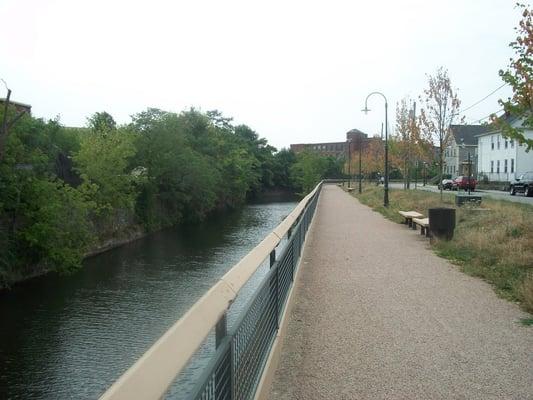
[268,184,532,400]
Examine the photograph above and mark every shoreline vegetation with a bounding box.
[347,184,533,316]
[1,187,296,290]
[0,107,343,289]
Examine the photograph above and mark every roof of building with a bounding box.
[471,111,528,138]
[498,110,520,125]
[0,98,32,109]
[450,124,493,145]
[290,141,346,147]
[346,128,366,135]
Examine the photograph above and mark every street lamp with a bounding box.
[460,139,472,195]
[362,92,389,207]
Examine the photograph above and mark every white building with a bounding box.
[476,116,533,182]
[443,125,491,178]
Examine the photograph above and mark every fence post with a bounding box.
[215,313,232,399]
[270,249,279,328]
[215,313,227,348]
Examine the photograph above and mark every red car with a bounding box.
[453,176,477,191]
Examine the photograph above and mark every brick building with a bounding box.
[290,128,377,158]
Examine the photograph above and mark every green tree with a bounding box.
[212,126,260,207]
[492,3,533,150]
[131,108,220,227]
[234,124,277,192]
[0,111,92,283]
[74,120,138,214]
[17,179,93,273]
[0,104,296,286]
[87,111,117,132]
[272,149,296,188]
[290,151,329,194]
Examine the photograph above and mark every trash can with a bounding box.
[429,207,456,240]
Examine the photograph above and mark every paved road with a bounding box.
[388,182,533,205]
[269,184,532,400]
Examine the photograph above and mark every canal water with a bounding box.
[0,198,297,399]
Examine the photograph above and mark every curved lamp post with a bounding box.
[362,92,389,207]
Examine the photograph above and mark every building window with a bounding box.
[497,135,500,150]
[505,140,508,149]
[511,140,514,148]
[511,159,514,173]
[491,161,494,173]
[497,160,500,173]
[491,136,494,150]
[504,159,508,173]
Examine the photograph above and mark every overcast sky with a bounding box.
[0,0,521,149]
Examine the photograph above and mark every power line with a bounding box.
[468,108,504,124]
[458,83,508,114]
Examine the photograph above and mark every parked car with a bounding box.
[453,176,477,191]
[438,179,454,190]
[509,171,533,197]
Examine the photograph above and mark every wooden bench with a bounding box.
[346,187,355,192]
[398,211,424,228]
[412,217,430,237]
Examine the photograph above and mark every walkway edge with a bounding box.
[253,192,322,400]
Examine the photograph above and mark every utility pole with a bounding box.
[348,139,352,188]
[407,101,416,190]
[384,102,389,207]
[415,160,418,189]
[0,80,26,162]
[358,135,362,193]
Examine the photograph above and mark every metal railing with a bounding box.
[100,182,322,400]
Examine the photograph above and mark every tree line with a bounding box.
[0,107,340,286]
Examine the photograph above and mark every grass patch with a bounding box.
[348,184,533,316]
